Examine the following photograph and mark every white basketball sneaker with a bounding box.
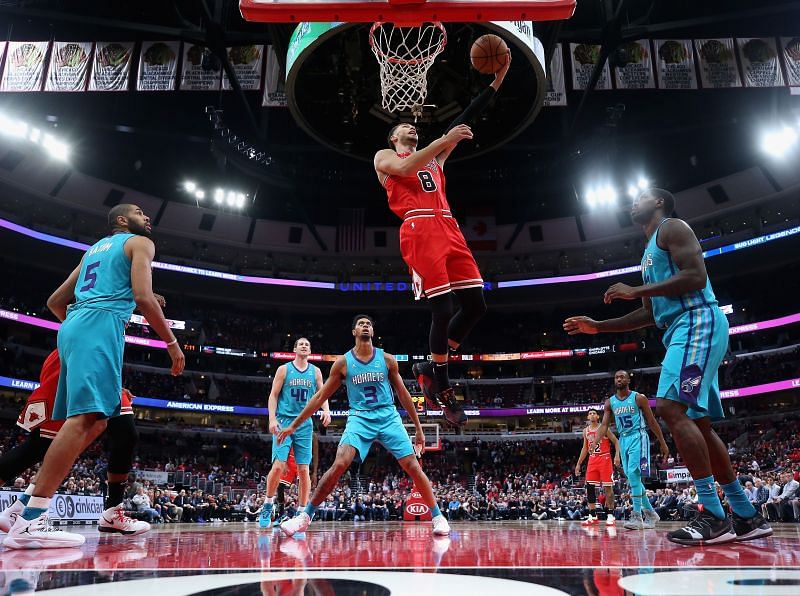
[3,512,86,549]
[99,505,151,536]
[0,497,25,533]
[605,513,617,526]
[280,511,311,537]
[432,514,451,535]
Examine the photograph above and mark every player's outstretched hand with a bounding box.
[492,50,512,89]
[574,464,581,477]
[563,316,600,335]
[277,425,296,445]
[604,283,639,304]
[444,124,473,145]
[167,343,185,376]
[414,427,426,457]
[659,442,670,460]
[269,418,281,435]
[154,293,167,308]
[614,453,621,468]
[320,409,332,427]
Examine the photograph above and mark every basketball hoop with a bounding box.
[369,21,447,117]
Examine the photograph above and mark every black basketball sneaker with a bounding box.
[412,362,468,427]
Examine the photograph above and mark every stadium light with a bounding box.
[195,190,205,200]
[42,134,69,161]
[214,188,224,203]
[637,177,649,190]
[760,126,798,158]
[0,110,70,161]
[183,181,197,192]
[182,178,247,210]
[627,185,639,199]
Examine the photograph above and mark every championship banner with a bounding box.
[613,40,655,89]
[180,44,221,91]
[0,42,49,92]
[89,42,134,91]
[569,43,611,90]
[0,490,104,523]
[45,42,92,92]
[222,45,264,90]
[654,40,698,89]
[137,41,180,91]
[0,42,5,70]
[779,37,800,87]
[543,43,567,106]
[695,38,742,88]
[262,45,287,106]
[737,38,784,88]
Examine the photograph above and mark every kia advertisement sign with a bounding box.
[403,488,432,522]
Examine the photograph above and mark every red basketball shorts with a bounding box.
[586,456,613,486]
[279,448,298,486]
[399,211,483,300]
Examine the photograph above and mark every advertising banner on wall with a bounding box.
[0,490,104,522]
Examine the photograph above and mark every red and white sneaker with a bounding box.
[280,511,311,537]
[606,514,617,526]
[0,497,25,533]
[581,515,599,526]
[99,505,151,536]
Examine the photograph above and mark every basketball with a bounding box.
[470,34,509,74]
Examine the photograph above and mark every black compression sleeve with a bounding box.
[445,86,497,133]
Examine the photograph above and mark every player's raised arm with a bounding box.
[278,357,346,443]
[267,365,287,434]
[437,52,511,166]
[564,296,656,336]
[635,393,670,459]
[374,126,472,178]
[316,366,332,427]
[47,262,83,322]
[386,353,425,455]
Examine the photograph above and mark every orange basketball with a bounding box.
[470,34,509,74]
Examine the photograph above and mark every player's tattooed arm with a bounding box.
[278,357,346,443]
[47,261,83,321]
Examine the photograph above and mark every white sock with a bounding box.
[27,496,51,510]
[265,496,274,504]
[25,484,36,496]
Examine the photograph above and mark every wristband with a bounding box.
[166,339,178,347]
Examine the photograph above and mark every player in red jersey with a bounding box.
[0,350,146,536]
[575,408,621,526]
[374,54,511,427]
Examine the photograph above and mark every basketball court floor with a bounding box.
[2,521,798,595]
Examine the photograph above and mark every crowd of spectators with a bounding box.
[2,410,798,525]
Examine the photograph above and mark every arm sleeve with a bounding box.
[444,86,497,133]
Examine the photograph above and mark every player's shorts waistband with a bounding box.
[403,208,453,221]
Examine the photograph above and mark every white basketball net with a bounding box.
[369,21,447,115]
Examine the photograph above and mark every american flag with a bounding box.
[336,208,366,252]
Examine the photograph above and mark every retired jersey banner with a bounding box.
[89,42,134,91]
[262,45,287,106]
[222,45,263,90]
[137,41,180,91]
[780,37,800,86]
[737,38,784,88]
[654,40,698,89]
[695,38,742,88]
[1,42,48,92]
[181,44,221,90]
[45,42,92,92]
[569,43,611,90]
[613,40,655,89]
[543,43,567,106]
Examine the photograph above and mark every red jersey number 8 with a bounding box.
[417,170,437,193]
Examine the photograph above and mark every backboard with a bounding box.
[240,0,576,23]
[405,423,442,453]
